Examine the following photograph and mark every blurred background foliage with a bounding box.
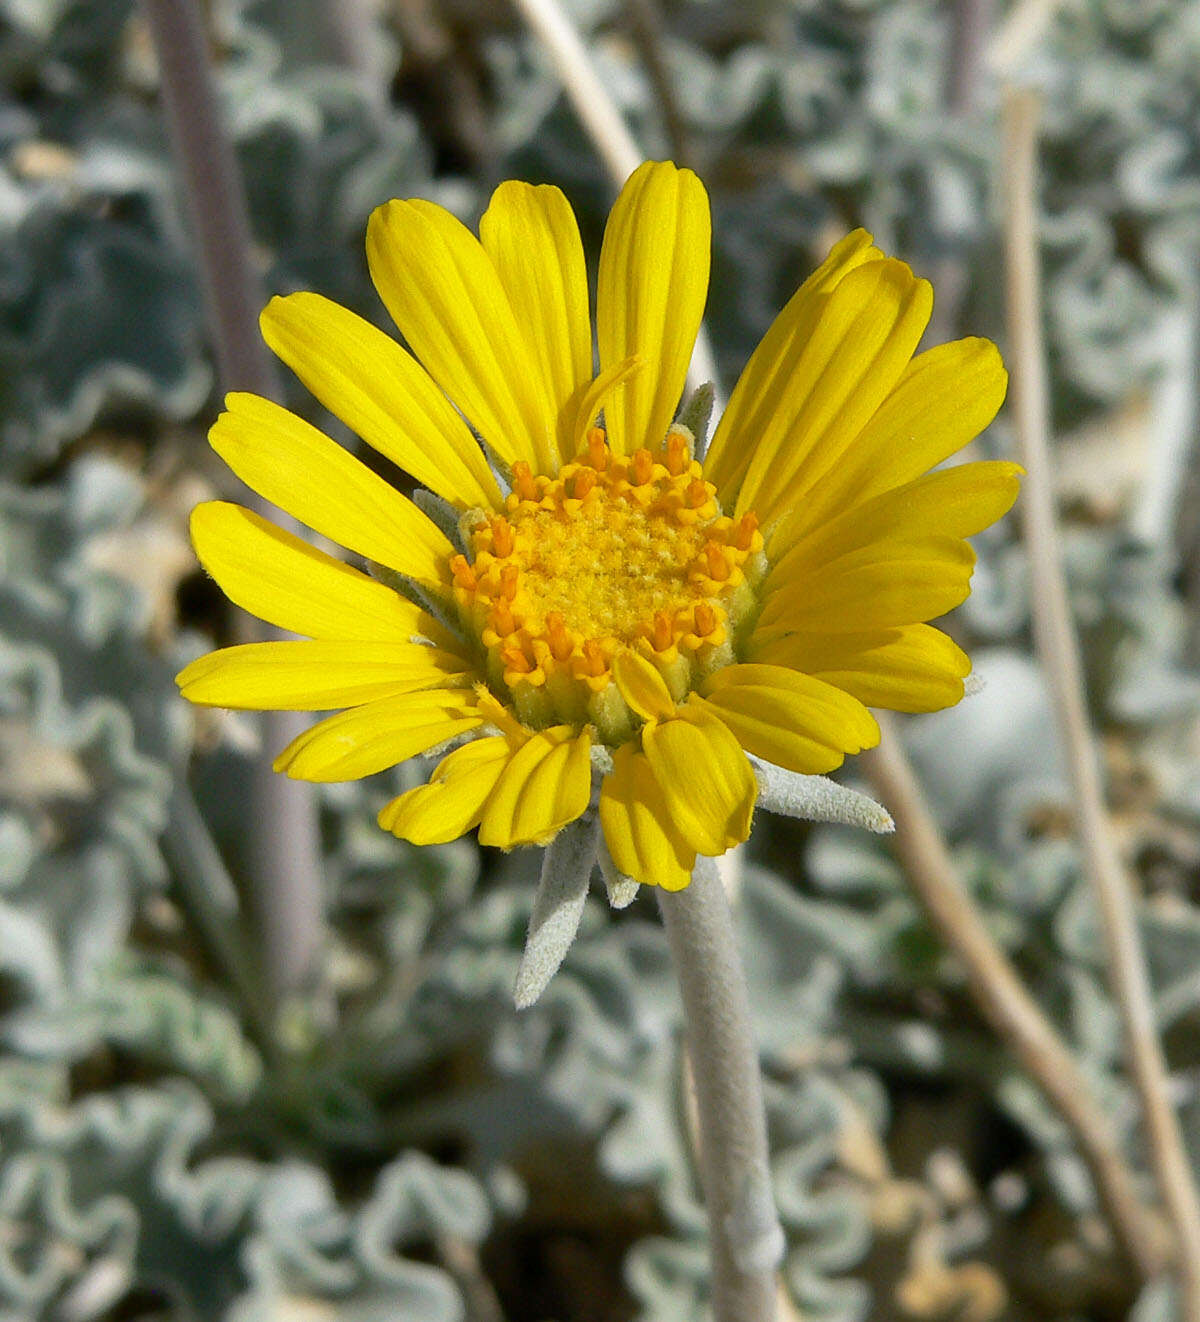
[2,0,1200,1318]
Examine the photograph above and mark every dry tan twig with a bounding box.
[1002,86,1200,1311]
[946,0,996,115]
[507,0,720,398]
[622,0,693,168]
[863,725,1165,1279]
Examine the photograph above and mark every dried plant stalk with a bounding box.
[1002,85,1200,1308]
[865,726,1164,1278]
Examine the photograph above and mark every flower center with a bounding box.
[450,427,765,737]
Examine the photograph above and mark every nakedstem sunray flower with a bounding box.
[177,160,1019,892]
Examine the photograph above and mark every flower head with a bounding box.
[178,161,1018,893]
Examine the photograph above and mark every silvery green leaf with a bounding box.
[675,381,716,455]
[598,839,639,909]
[512,813,601,1009]
[753,759,893,833]
[412,488,465,551]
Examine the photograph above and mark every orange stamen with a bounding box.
[693,601,718,637]
[580,638,608,676]
[511,461,537,501]
[631,448,654,485]
[703,543,730,581]
[499,563,520,601]
[545,611,575,661]
[733,511,758,550]
[650,610,674,653]
[664,431,688,476]
[450,554,477,591]
[491,600,516,636]
[686,478,709,509]
[491,516,514,557]
[587,428,609,470]
[573,467,597,499]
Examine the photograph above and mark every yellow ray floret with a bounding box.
[703,228,882,498]
[597,160,710,456]
[699,665,881,774]
[177,640,471,711]
[210,393,455,590]
[750,625,973,715]
[479,182,593,462]
[378,694,593,850]
[260,293,502,510]
[189,501,450,645]
[599,742,695,892]
[366,197,559,475]
[273,690,484,782]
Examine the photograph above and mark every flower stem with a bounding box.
[143,0,325,1001]
[657,857,781,1322]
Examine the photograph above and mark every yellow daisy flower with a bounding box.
[177,160,1018,894]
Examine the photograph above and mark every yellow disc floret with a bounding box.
[450,426,766,740]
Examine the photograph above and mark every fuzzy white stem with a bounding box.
[657,857,781,1322]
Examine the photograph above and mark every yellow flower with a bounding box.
[177,161,1018,892]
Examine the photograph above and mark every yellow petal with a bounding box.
[477,725,592,848]
[273,690,483,781]
[474,688,529,744]
[755,536,977,636]
[699,664,880,773]
[704,227,881,497]
[176,640,471,710]
[367,198,558,474]
[210,393,453,588]
[260,293,501,510]
[751,626,971,714]
[598,743,695,890]
[768,461,1023,578]
[379,736,512,844]
[612,648,675,721]
[597,161,711,454]
[723,258,933,525]
[641,698,755,856]
[783,337,1009,540]
[571,355,643,456]
[480,181,592,462]
[190,502,447,644]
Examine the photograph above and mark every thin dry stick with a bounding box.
[927,0,995,346]
[622,0,692,168]
[946,0,995,115]
[1003,86,1200,1308]
[144,0,325,1000]
[863,724,1164,1278]
[508,0,720,399]
[395,0,498,181]
[320,0,383,90]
